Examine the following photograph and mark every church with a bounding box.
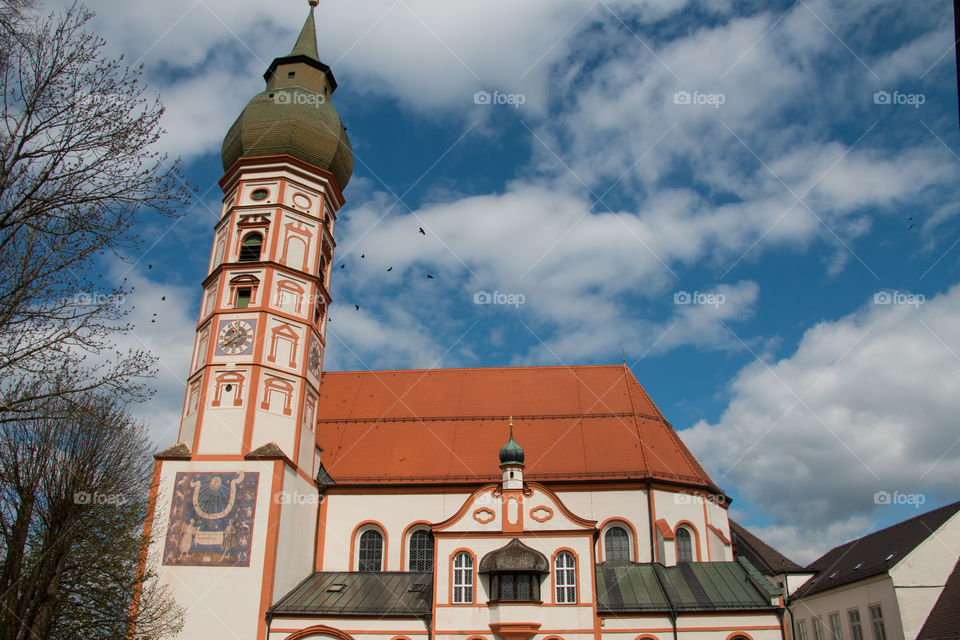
[140,4,788,639]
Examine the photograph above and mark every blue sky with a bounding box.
[74,0,960,562]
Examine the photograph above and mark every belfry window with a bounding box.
[239,233,263,262]
[605,525,630,562]
[358,529,383,572]
[408,530,433,572]
[236,288,251,309]
[676,527,693,563]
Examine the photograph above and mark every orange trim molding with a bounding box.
[489,623,541,640]
[530,506,553,522]
[282,625,356,640]
[473,508,495,524]
[655,518,675,540]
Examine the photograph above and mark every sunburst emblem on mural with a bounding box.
[190,472,245,520]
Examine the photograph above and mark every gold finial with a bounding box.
[509,415,514,437]
[308,0,319,7]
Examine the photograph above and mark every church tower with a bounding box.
[141,3,351,638]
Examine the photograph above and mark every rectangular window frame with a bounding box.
[829,613,843,640]
[848,609,863,640]
[869,605,887,640]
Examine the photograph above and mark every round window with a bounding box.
[251,188,269,201]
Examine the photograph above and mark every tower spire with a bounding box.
[290,1,321,61]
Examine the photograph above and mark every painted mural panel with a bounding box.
[162,471,259,567]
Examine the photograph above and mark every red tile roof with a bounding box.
[314,364,720,492]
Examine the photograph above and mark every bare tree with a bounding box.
[0,381,183,640]
[0,2,192,417]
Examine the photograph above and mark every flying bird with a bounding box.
[354,304,359,310]
[161,296,166,301]
[426,274,434,279]
[387,266,393,272]
[419,227,425,235]
[148,264,152,269]
[361,254,365,259]
[340,264,345,269]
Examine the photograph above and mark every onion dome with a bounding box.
[479,539,548,574]
[221,2,353,188]
[498,417,524,466]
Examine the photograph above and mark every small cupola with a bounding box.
[499,417,524,489]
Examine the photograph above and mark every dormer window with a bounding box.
[287,71,295,78]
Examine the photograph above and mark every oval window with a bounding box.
[251,188,269,201]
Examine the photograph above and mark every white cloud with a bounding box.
[682,284,960,560]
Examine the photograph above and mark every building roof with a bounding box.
[479,538,549,574]
[313,364,721,493]
[793,500,960,599]
[917,558,960,640]
[595,559,779,613]
[269,572,432,618]
[730,520,804,574]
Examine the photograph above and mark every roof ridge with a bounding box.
[320,363,627,376]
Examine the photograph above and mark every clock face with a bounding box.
[217,320,255,355]
[308,339,322,377]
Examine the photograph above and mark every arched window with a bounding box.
[358,529,383,572]
[239,233,263,262]
[452,552,474,603]
[605,526,630,562]
[408,529,433,572]
[554,551,577,604]
[676,527,693,563]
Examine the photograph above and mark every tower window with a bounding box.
[250,188,269,201]
[408,530,433,572]
[604,525,630,562]
[358,529,383,572]
[236,288,251,309]
[676,527,693,563]
[239,233,263,262]
[287,71,295,78]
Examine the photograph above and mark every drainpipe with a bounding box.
[646,478,656,562]
[423,613,433,640]
[669,610,678,640]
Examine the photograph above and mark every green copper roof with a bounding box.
[221,5,352,187]
[498,421,524,465]
[596,561,780,613]
[270,572,432,617]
